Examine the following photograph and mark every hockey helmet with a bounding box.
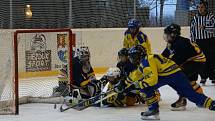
[128,19,140,29]
[128,45,146,65]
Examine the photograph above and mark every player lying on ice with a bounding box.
[96,48,144,107]
[100,67,142,107]
[162,23,207,111]
[114,45,215,120]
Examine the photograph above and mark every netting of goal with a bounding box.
[0,29,75,114]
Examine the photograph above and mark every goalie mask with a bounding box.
[76,46,90,62]
[106,67,121,84]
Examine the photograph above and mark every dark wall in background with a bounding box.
[0,0,69,29]
[0,0,149,29]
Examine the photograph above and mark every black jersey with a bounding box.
[116,60,137,78]
[162,36,206,65]
[72,57,95,87]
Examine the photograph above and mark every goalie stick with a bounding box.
[75,82,111,111]
[60,89,116,112]
[60,78,142,112]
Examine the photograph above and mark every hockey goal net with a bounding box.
[0,29,75,114]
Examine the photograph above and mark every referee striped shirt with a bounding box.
[190,12,215,40]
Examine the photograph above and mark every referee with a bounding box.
[190,0,215,85]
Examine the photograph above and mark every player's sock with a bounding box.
[191,81,203,94]
[155,90,161,101]
[141,108,160,120]
[171,96,187,111]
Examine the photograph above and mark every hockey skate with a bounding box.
[141,108,160,120]
[171,97,187,111]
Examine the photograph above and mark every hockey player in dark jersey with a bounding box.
[162,23,206,111]
[116,48,137,79]
[53,46,100,100]
[72,46,100,99]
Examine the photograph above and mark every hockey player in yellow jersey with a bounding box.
[123,19,151,54]
[119,45,215,120]
[123,19,161,100]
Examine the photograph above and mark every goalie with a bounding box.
[72,46,100,99]
[53,46,100,100]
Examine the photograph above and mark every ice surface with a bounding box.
[0,77,215,121]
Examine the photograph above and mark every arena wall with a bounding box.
[0,27,190,78]
[72,27,190,71]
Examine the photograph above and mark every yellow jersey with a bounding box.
[123,30,151,54]
[127,54,181,87]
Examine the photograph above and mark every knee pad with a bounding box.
[190,81,203,94]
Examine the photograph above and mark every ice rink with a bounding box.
[0,79,215,121]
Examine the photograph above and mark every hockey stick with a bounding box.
[75,91,117,111]
[59,89,115,112]
[59,80,140,112]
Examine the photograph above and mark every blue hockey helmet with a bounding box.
[128,19,140,29]
[128,45,146,65]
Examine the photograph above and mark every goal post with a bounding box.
[0,29,75,115]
